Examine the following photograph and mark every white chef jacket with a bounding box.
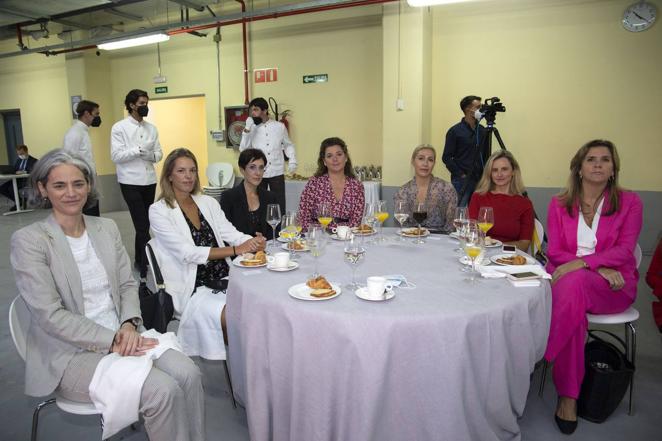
[239,118,296,178]
[63,120,96,173]
[110,116,163,185]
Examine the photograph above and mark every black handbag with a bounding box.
[139,244,174,333]
[578,330,634,423]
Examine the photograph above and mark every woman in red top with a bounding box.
[647,238,662,332]
[298,137,365,231]
[468,150,534,251]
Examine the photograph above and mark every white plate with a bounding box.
[484,239,503,248]
[459,255,490,266]
[277,236,289,243]
[281,242,310,252]
[351,228,377,236]
[232,256,267,268]
[490,253,537,266]
[398,228,430,237]
[267,261,299,272]
[288,282,341,301]
[330,233,352,241]
[355,287,395,301]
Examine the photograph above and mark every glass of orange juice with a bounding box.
[374,200,389,242]
[463,225,483,283]
[317,202,333,231]
[477,206,494,236]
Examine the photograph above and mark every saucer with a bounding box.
[459,255,489,266]
[232,256,267,268]
[399,228,430,238]
[355,287,395,301]
[267,261,299,272]
[330,233,352,241]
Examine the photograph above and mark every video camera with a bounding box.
[477,97,506,124]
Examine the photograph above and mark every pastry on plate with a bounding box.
[402,227,427,235]
[496,255,527,265]
[241,250,267,266]
[307,276,335,297]
[288,239,306,250]
[353,224,374,234]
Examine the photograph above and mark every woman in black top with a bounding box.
[220,148,279,240]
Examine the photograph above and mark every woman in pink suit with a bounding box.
[544,139,642,434]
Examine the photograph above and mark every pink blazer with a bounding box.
[546,191,643,300]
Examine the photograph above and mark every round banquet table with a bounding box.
[226,228,551,441]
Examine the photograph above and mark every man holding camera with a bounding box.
[442,95,488,207]
[240,97,296,213]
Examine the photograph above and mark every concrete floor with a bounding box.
[0,207,660,441]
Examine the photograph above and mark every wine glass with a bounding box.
[317,202,332,232]
[453,207,469,252]
[394,200,409,242]
[306,226,327,278]
[362,202,377,244]
[280,212,298,259]
[477,207,494,237]
[266,204,282,250]
[412,202,428,244]
[463,224,483,283]
[344,235,366,290]
[374,200,389,243]
[459,219,477,269]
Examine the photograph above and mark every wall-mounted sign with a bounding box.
[254,68,278,83]
[303,74,328,84]
[154,86,168,94]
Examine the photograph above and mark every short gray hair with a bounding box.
[28,148,99,209]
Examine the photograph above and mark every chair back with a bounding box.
[530,218,545,256]
[206,162,234,188]
[9,296,31,361]
[634,243,642,269]
[146,240,164,289]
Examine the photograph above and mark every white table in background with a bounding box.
[0,173,33,216]
[226,229,551,441]
[285,179,381,212]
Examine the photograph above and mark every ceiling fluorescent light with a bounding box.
[98,33,170,51]
[407,0,476,6]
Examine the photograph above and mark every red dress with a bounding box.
[468,192,534,243]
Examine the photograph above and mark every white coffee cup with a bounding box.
[366,276,394,299]
[332,225,351,239]
[267,252,290,268]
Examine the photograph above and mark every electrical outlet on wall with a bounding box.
[396,98,405,111]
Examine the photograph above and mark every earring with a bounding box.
[578,172,582,180]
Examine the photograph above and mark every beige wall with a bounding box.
[0,114,7,163]
[0,0,660,192]
[430,0,662,191]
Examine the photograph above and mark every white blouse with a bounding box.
[66,231,120,331]
[576,198,604,257]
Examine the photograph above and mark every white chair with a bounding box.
[205,162,234,189]
[145,241,237,408]
[9,296,103,441]
[538,244,642,415]
[530,218,545,256]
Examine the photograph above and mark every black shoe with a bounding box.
[555,414,578,435]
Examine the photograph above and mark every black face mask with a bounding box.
[91,116,102,127]
[252,116,263,126]
[137,105,149,117]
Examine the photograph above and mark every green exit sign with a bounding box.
[303,74,328,84]
[155,86,168,94]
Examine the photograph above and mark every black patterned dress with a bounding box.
[183,208,230,290]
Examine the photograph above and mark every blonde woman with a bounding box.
[393,144,457,231]
[468,150,534,251]
[149,148,265,360]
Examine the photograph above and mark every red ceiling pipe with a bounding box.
[236,0,249,105]
[166,0,396,36]
[40,44,98,56]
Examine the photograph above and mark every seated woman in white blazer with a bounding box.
[149,148,266,360]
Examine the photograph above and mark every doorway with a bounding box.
[145,95,208,193]
[1,110,24,165]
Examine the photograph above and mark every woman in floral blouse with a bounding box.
[394,144,457,231]
[298,137,365,231]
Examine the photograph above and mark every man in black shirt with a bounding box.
[442,95,488,207]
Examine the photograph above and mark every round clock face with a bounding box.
[623,2,657,32]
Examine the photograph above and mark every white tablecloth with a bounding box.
[226,229,551,441]
[285,179,381,212]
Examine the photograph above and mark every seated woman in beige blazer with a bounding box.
[10,149,205,441]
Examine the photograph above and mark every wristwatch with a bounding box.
[123,317,142,329]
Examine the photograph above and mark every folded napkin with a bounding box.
[89,330,182,439]
[479,264,552,280]
[508,279,542,288]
